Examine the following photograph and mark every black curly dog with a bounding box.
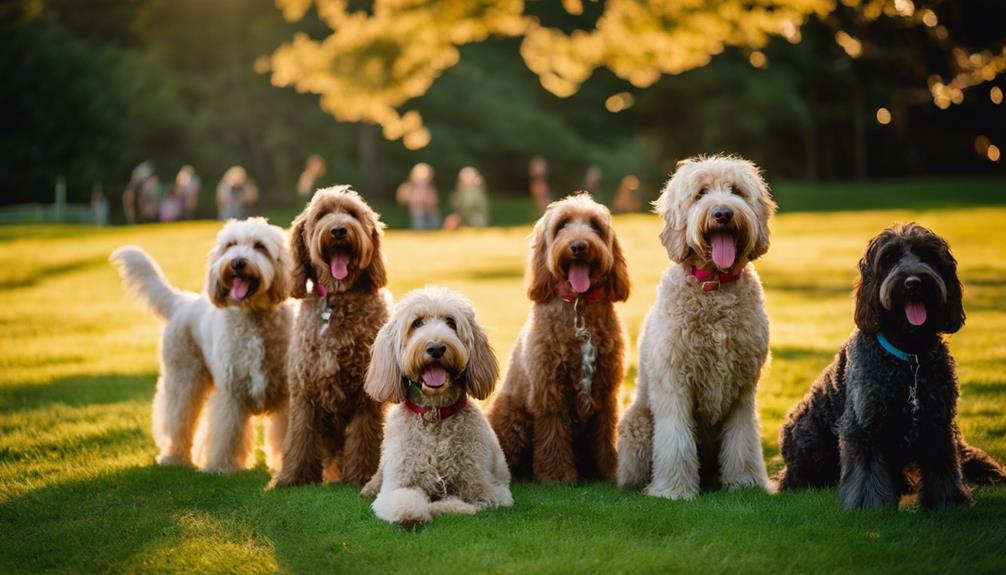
[776,223,1005,509]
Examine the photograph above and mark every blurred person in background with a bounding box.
[396,162,441,230]
[160,165,200,222]
[216,166,259,220]
[444,166,490,230]
[123,161,160,224]
[91,185,108,227]
[297,154,327,198]
[583,164,602,198]
[612,174,642,214]
[176,165,200,219]
[529,156,551,214]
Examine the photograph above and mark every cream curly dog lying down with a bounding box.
[110,218,293,473]
[361,287,512,525]
[617,155,777,499]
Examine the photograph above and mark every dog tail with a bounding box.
[109,246,190,321]
[959,440,1006,485]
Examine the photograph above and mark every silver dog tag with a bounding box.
[320,307,332,334]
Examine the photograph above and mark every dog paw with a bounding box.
[921,487,974,510]
[156,454,192,467]
[200,462,239,475]
[723,472,770,492]
[645,482,698,500]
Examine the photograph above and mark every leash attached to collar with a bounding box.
[567,296,597,400]
[691,266,743,292]
[316,282,333,334]
[876,331,921,421]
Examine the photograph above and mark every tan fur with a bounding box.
[617,155,775,499]
[488,193,629,483]
[361,287,511,525]
[110,218,294,473]
[270,186,392,488]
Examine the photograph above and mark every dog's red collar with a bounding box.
[691,266,742,292]
[559,285,606,303]
[404,395,467,420]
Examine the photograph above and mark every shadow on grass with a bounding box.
[0,254,110,291]
[0,373,154,413]
[2,464,1006,573]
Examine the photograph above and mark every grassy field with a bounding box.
[2,181,1006,573]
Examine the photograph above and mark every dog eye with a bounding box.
[589,219,604,234]
[253,241,268,253]
[556,218,569,231]
[696,187,708,198]
[225,241,236,249]
[445,317,457,331]
[411,318,424,330]
[729,185,745,197]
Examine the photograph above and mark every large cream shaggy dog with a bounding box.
[111,217,294,473]
[270,186,392,488]
[360,287,510,525]
[617,155,776,499]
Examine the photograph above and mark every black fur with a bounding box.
[776,223,1005,509]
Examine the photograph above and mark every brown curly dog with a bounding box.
[488,193,630,483]
[269,186,392,488]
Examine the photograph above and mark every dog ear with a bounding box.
[267,225,293,304]
[747,170,777,261]
[463,312,500,400]
[363,217,388,290]
[288,210,314,299]
[935,235,966,334]
[654,176,690,263]
[526,212,554,303]
[853,233,885,333]
[205,239,229,308]
[364,319,405,403]
[608,230,631,302]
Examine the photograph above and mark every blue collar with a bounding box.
[876,332,916,363]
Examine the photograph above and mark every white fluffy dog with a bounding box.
[617,155,777,499]
[360,287,512,525]
[111,218,294,473]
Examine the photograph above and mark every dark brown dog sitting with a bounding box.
[488,193,630,483]
[270,186,392,489]
[776,223,1005,509]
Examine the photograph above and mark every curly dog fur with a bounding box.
[617,155,776,499]
[359,287,511,524]
[111,217,294,473]
[776,223,1006,509]
[488,193,630,483]
[270,186,392,488]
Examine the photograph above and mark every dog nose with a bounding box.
[426,343,447,359]
[904,276,922,291]
[571,240,588,256]
[712,206,733,225]
[331,227,347,239]
[231,258,247,271]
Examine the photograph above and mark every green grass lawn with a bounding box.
[2,180,1006,573]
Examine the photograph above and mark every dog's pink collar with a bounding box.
[405,395,467,420]
[691,266,742,292]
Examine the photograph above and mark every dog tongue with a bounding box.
[330,253,349,280]
[231,278,249,300]
[905,299,927,326]
[711,232,736,270]
[422,366,447,388]
[568,263,591,293]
